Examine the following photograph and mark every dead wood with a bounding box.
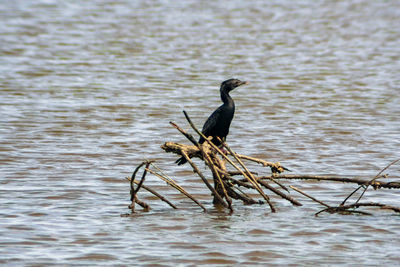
[129,161,152,212]
[260,174,400,189]
[127,177,177,209]
[183,110,276,212]
[146,163,207,212]
[342,158,400,206]
[161,142,200,160]
[125,110,399,216]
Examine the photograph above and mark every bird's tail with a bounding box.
[175,156,187,165]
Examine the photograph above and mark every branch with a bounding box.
[146,164,207,212]
[180,151,227,209]
[353,158,400,205]
[258,174,400,189]
[129,161,152,212]
[289,186,330,208]
[126,177,177,209]
[201,144,232,210]
[169,121,198,146]
[235,153,290,173]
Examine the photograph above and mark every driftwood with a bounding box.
[125,110,400,216]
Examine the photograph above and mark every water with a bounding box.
[1,0,400,265]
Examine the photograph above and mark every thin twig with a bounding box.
[130,161,148,212]
[134,161,152,195]
[201,145,232,210]
[126,177,177,209]
[353,158,400,205]
[169,121,198,146]
[145,165,207,212]
[261,177,290,193]
[220,141,278,211]
[236,153,291,172]
[315,207,372,216]
[289,186,330,208]
[258,174,400,189]
[340,158,400,206]
[257,180,302,206]
[314,202,400,216]
[346,202,400,213]
[223,140,296,209]
[180,150,227,209]
[130,162,146,201]
[225,185,261,205]
[220,139,289,193]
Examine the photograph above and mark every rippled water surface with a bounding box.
[1,0,400,265]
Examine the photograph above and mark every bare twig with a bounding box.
[130,161,152,212]
[315,207,372,216]
[340,158,400,206]
[258,180,302,206]
[236,153,290,173]
[228,170,258,176]
[126,177,177,209]
[289,186,330,208]
[145,164,207,212]
[220,141,289,193]
[180,151,226,209]
[353,158,400,205]
[201,144,232,210]
[259,174,400,189]
[225,185,261,205]
[220,141,275,210]
[315,202,400,216]
[169,121,198,146]
[345,202,400,213]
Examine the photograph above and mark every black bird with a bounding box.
[176,78,249,165]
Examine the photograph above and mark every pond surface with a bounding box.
[1,0,400,265]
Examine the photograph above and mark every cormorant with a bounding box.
[176,78,249,165]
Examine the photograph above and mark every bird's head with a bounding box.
[220,78,249,92]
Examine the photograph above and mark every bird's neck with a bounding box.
[220,89,234,107]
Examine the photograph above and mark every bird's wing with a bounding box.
[201,106,223,137]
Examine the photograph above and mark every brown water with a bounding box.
[1,0,400,265]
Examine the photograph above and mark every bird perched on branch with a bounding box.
[176,78,249,165]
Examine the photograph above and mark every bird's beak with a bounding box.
[240,81,249,86]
